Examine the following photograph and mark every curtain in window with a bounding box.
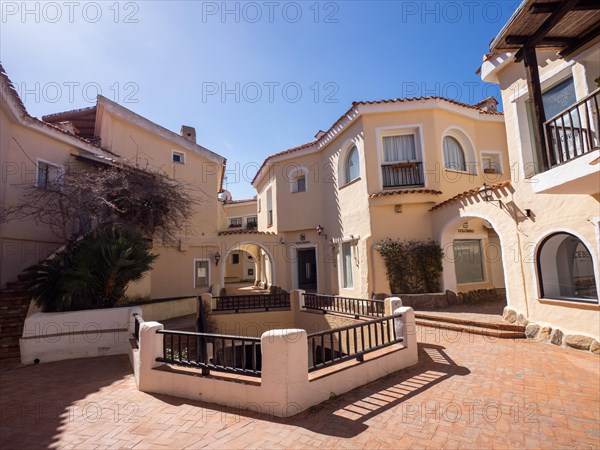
[342,242,353,288]
[443,136,466,171]
[383,135,416,162]
[345,146,360,183]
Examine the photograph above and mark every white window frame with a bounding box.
[35,158,62,188]
[441,127,478,175]
[193,258,210,289]
[480,150,504,175]
[376,125,426,191]
[172,150,186,164]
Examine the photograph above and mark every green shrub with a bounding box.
[24,226,157,312]
[376,239,443,294]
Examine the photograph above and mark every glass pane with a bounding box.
[539,233,598,300]
[443,137,466,171]
[542,78,577,120]
[454,240,484,284]
[195,260,209,287]
[297,175,306,192]
[383,135,416,162]
[346,146,360,183]
[342,242,353,288]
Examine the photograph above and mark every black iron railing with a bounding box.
[544,89,599,170]
[307,313,403,372]
[156,329,261,377]
[133,313,143,343]
[213,294,290,312]
[304,293,385,318]
[381,162,424,188]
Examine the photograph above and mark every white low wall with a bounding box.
[138,297,197,322]
[131,296,418,417]
[20,306,141,365]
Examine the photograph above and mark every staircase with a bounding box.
[0,277,32,363]
[415,312,526,339]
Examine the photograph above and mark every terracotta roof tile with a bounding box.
[370,189,443,199]
[430,180,511,211]
[217,230,276,236]
[224,198,257,205]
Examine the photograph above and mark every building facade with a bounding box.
[251,97,510,300]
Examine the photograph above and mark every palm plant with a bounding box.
[24,227,157,312]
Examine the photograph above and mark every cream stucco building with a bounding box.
[251,96,510,300]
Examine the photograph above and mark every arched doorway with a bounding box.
[439,215,508,312]
[220,242,275,296]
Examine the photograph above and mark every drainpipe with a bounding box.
[512,212,530,318]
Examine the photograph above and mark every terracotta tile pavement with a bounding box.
[1,326,598,449]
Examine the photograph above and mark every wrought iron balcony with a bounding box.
[544,89,600,170]
[381,161,424,188]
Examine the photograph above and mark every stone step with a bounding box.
[415,313,526,332]
[5,281,28,290]
[415,318,526,339]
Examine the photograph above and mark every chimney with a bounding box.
[314,130,326,140]
[474,97,499,112]
[180,125,196,143]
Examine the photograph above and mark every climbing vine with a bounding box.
[376,239,444,294]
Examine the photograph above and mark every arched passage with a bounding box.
[438,214,508,307]
[220,242,275,295]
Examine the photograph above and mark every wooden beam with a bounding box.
[531,0,599,14]
[505,35,576,46]
[559,23,600,57]
[515,0,581,61]
[523,45,549,172]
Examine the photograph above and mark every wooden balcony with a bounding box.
[381,162,424,188]
[544,89,600,170]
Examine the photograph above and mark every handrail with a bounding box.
[543,89,599,169]
[304,293,385,318]
[307,312,404,372]
[213,293,290,312]
[156,328,261,376]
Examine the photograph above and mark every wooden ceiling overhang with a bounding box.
[490,0,600,61]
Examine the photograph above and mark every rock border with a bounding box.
[503,307,599,355]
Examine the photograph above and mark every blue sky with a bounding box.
[1,1,520,199]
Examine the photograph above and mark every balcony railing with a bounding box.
[307,312,404,372]
[213,294,290,312]
[381,162,424,188]
[156,329,262,376]
[544,89,599,169]
[304,293,385,318]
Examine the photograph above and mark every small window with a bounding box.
[228,217,242,228]
[266,188,273,226]
[481,152,502,174]
[231,253,240,264]
[454,240,484,284]
[341,242,354,289]
[345,145,360,184]
[36,161,61,188]
[291,169,307,193]
[443,136,466,172]
[538,233,597,302]
[194,260,209,288]
[246,216,258,229]
[172,151,185,164]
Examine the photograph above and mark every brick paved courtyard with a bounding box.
[1,327,598,449]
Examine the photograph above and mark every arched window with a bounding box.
[538,232,598,302]
[290,168,307,193]
[345,145,360,184]
[443,136,467,172]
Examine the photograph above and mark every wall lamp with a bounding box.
[316,224,328,240]
[214,251,221,266]
[479,183,502,207]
